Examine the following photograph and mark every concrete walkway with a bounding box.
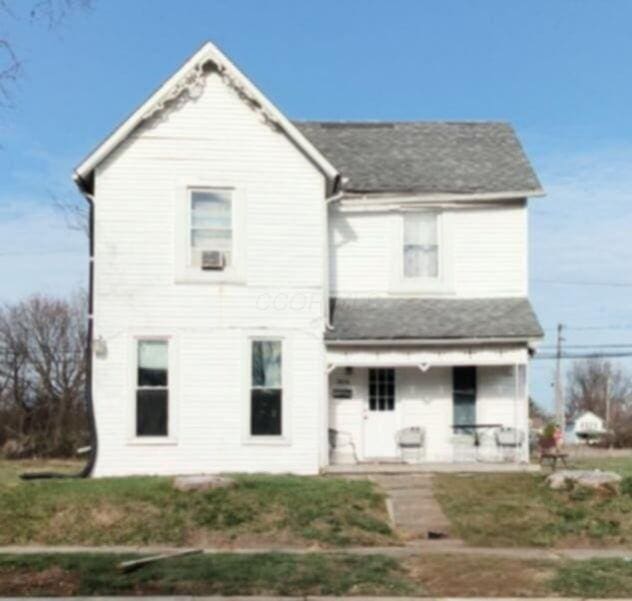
[1,543,630,560]
[369,474,454,541]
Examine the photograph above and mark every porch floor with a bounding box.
[323,462,541,475]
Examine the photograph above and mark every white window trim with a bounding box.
[174,179,247,284]
[127,334,179,446]
[390,209,454,294]
[242,333,292,446]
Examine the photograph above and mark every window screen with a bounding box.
[404,212,439,278]
[369,368,395,411]
[136,340,168,436]
[251,340,282,435]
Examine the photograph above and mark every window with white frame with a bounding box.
[136,340,169,437]
[403,212,439,278]
[250,340,282,436]
[189,189,233,267]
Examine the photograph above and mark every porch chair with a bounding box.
[494,427,525,462]
[328,428,358,465]
[396,426,425,464]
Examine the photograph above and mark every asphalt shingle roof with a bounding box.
[326,297,543,341]
[295,121,542,195]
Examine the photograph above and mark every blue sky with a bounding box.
[2,0,632,412]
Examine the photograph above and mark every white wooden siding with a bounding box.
[92,70,327,476]
[329,202,527,298]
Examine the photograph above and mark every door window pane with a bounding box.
[404,212,439,278]
[369,369,395,411]
[453,366,476,432]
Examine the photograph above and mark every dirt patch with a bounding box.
[0,566,80,596]
[404,554,555,597]
[90,504,129,527]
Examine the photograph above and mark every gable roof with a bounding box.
[296,121,544,197]
[74,42,339,193]
[326,297,543,342]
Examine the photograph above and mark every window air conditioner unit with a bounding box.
[201,250,225,271]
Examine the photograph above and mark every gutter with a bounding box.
[325,337,542,347]
[21,180,97,480]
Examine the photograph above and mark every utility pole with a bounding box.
[605,368,611,432]
[554,323,565,437]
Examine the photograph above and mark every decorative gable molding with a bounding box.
[74,42,339,193]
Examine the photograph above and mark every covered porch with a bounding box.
[326,344,531,467]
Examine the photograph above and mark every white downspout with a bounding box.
[324,189,345,330]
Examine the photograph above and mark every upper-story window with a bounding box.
[190,189,233,268]
[403,212,439,279]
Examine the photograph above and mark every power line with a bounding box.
[532,278,632,288]
[534,351,632,360]
[543,324,632,332]
[539,343,632,349]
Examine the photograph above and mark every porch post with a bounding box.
[514,362,529,463]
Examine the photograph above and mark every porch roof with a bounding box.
[326,297,543,342]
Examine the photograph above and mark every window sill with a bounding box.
[242,436,292,446]
[175,270,246,286]
[127,437,178,446]
[389,284,455,296]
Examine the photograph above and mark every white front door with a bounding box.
[363,368,399,458]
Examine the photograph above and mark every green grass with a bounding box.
[434,464,632,547]
[572,456,632,478]
[0,461,395,547]
[1,552,632,597]
[551,558,632,597]
[0,552,419,596]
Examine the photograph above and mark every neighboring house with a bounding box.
[573,411,606,441]
[73,42,544,477]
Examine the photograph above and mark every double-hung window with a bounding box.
[190,189,233,267]
[403,212,439,279]
[250,340,282,436]
[136,340,169,437]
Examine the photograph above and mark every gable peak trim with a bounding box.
[74,42,338,190]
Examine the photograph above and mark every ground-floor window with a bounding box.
[453,366,476,432]
[250,339,282,436]
[136,339,169,437]
[369,368,395,411]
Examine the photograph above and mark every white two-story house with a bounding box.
[73,42,544,477]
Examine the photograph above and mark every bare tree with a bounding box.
[0,0,92,107]
[52,192,89,236]
[0,291,89,457]
[566,359,632,447]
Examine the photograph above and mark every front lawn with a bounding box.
[0,460,395,548]
[0,552,418,597]
[1,552,631,597]
[434,457,632,547]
